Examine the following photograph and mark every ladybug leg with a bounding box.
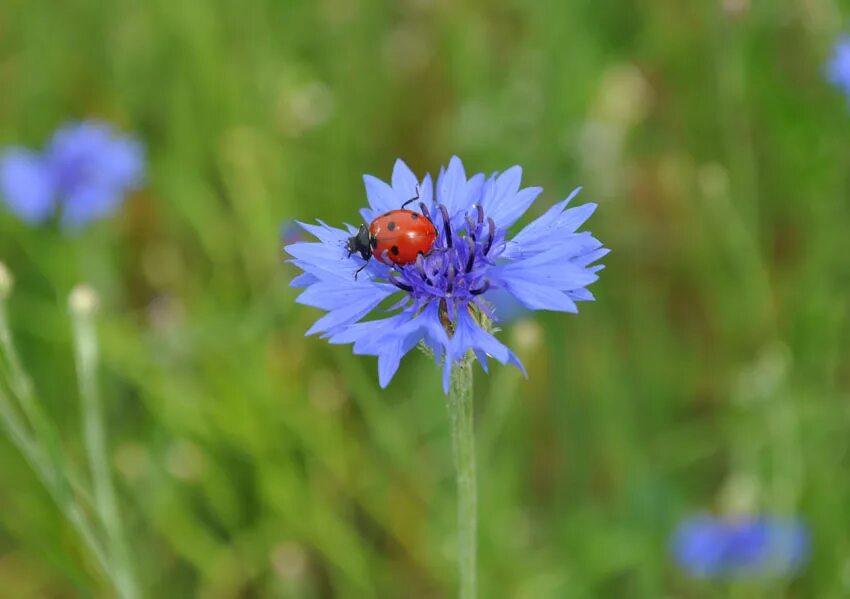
[401,184,421,209]
[354,261,368,280]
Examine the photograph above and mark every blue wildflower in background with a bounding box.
[671,514,810,579]
[827,34,850,98]
[280,219,305,245]
[285,157,606,392]
[0,121,144,228]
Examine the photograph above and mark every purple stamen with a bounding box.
[391,278,414,292]
[419,202,431,220]
[439,205,453,248]
[466,214,477,240]
[484,217,495,255]
[471,280,490,295]
[416,253,435,285]
[465,237,476,273]
[476,204,484,225]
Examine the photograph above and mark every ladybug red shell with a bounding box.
[347,208,438,277]
[370,209,437,265]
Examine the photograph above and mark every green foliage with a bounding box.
[1,0,849,596]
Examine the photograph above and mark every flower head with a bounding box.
[0,121,144,228]
[671,514,810,579]
[286,157,606,393]
[827,35,850,98]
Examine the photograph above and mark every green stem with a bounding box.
[70,291,139,599]
[0,297,113,588]
[448,355,477,599]
[0,299,95,508]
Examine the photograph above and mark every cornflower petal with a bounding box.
[61,184,121,228]
[502,188,593,259]
[298,280,397,336]
[480,166,544,230]
[362,174,397,216]
[361,163,434,223]
[442,308,525,393]
[0,148,56,223]
[391,158,419,200]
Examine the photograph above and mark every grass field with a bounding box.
[1,1,849,596]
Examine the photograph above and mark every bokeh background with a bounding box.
[1,0,849,596]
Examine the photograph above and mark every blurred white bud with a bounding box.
[719,473,758,515]
[69,284,99,316]
[596,63,653,126]
[383,25,433,74]
[721,0,750,17]
[276,81,335,137]
[697,162,730,200]
[166,440,207,482]
[270,541,309,582]
[510,320,543,354]
[114,441,151,482]
[733,342,791,406]
[0,262,13,300]
[308,369,347,413]
[576,120,626,197]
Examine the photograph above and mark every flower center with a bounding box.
[386,202,501,310]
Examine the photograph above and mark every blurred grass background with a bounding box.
[1,0,850,596]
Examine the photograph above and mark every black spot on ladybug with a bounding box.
[410,213,419,220]
[387,221,396,231]
[391,245,399,256]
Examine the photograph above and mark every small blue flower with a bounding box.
[286,157,606,393]
[280,219,305,245]
[827,35,850,98]
[0,121,144,228]
[671,514,810,579]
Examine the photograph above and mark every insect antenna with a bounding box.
[401,184,421,209]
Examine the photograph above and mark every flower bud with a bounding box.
[69,284,99,316]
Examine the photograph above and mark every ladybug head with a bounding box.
[346,224,373,261]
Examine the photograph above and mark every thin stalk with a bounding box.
[0,378,113,587]
[0,280,118,590]
[0,300,94,508]
[70,288,138,599]
[448,354,477,599]
[0,391,115,583]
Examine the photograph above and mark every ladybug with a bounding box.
[347,194,438,278]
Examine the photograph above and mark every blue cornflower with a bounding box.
[285,157,606,393]
[671,514,810,579]
[0,121,144,228]
[280,219,305,245]
[827,35,850,98]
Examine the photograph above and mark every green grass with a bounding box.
[1,0,850,596]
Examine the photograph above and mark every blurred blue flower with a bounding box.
[671,514,810,579]
[827,35,850,98]
[0,121,144,228]
[285,157,606,392]
[280,219,305,245]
